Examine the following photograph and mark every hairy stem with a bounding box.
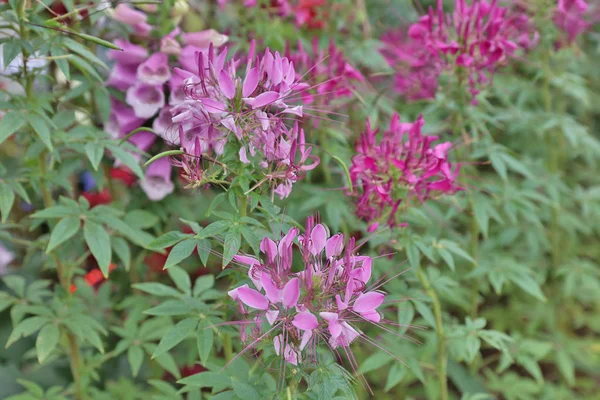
[417,268,448,400]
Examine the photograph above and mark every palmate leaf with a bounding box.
[83,220,112,276]
[152,318,198,359]
[46,216,80,252]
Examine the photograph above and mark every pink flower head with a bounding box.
[382,0,538,102]
[554,0,591,43]
[108,39,148,66]
[227,217,396,367]
[140,157,174,201]
[350,114,463,228]
[166,41,316,196]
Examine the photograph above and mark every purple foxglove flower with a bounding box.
[0,243,15,276]
[181,29,229,48]
[106,62,138,91]
[105,100,145,138]
[140,157,174,201]
[160,37,181,56]
[137,53,171,85]
[108,39,148,66]
[112,4,147,26]
[126,83,165,118]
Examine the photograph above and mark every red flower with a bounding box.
[82,189,112,208]
[71,263,117,293]
[110,167,138,187]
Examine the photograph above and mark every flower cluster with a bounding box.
[167,43,319,198]
[382,0,538,102]
[105,3,228,201]
[228,217,387,366]
[554,0,591,43]
[350,114,463,229]
[286,39,363,114]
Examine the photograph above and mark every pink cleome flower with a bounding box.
[350,114,463,228]
[227,217,396,369]
[382,0,538,103]
[167,41,319,198]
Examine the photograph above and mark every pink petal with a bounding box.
[310,224,327,255]
[282,278,300,308]
[227,284,248,300]
[260,237,277,263]
[352,292,385,313]
[292,310,318,331]
[335,294,348,311]
[261,272,281,303]
[201,98,226,114]
[299,330,312,351]
[266,310,279,325]
[218,70,236,99]
[360,310,381,322]
[233,255,260,266]
[242,67,259,97]
[325,233,344,259]
[243,91,279,109]
[237,287,269,310]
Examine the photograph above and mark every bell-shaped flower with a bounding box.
[126,83,165,118]
[140,157,174,201]
[137,53,171,85]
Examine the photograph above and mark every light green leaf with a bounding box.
[168,266,191,293]
[0,111,26,145]
[36,323,60,363]
[177,371,232,388]
[132,283,181,297]
[164,239,197,269]
[0,183,15,223]
[197,321,213,365]
[27,114,53,151]
[153,318,198,359]
[84,142,104,171]
[232,378,261,400]
[46,216,80,253]
[83,220,112,276]
[127,346,144,377]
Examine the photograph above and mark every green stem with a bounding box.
[469,197,480,317]
[222,333,233,362]
[417,268,448,400]
[239,194,247,218]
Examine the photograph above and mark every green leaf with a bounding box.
[193,275,215,297]
[164,239,197,269]
[127,346,144,377]
[27,113,53,151]
[144,300,192,316]
[232,379,261,400]
[406,243,420,270]
[132,283,182,297]
[0,183,15,223]
[148,231,189,250]
[177,371,232,388]
[93,87,111,123]
[197,321,213,365]
[51,47,70,80]
[30,206,76,219]
[6,316,49,348]
[46,216,80,253]
[222,230,241,268]
[2,41,21,67]
[358,352,393,374]
[84,142,104,171]
[106,144,144,179]
[556,349,575,386]
[196,239,211,266]
[168,266,191,293]
[0,111,26,145]
[124,210,160,229]
[63,38,109,70]
[83,220,112,276]
[439,240,476,265]
[35,323,59,363]
[152,318,198,358]
[111,237,131,271]
[3,275,26,297]
[195,221,229,240]
[384,364,405,392]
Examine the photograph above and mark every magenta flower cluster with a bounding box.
[228,217,385,365]
[350,114,463,230]
[554,0,591,43]
[168,42,319,198]
[382,0,538,102]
